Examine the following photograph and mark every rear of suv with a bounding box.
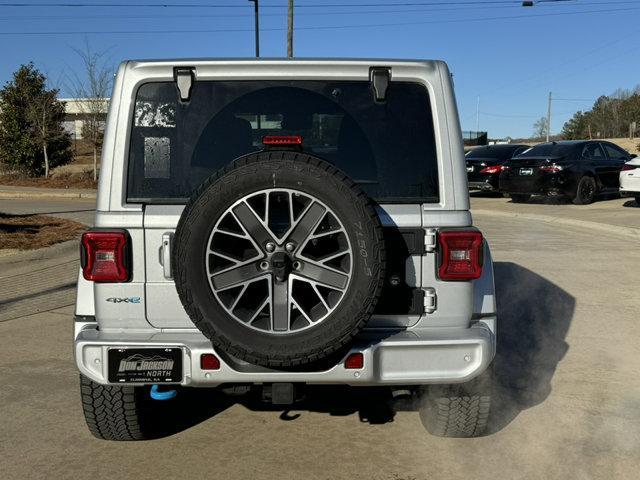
[74,59,497,440]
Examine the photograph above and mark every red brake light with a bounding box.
[81,231,130,282]
[344,352,364,369]
[438,231,483,281]
[200,354,221,370]
[262,135,303,146]
[479,165,503,174]
[539,164,563,173]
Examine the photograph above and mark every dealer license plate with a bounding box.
[108,347,182,383]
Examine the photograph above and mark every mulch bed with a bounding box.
[0,213,85,250]
[0,173,97,190]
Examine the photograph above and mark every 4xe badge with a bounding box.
[106,297,141,304]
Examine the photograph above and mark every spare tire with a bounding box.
[173,150,385,368]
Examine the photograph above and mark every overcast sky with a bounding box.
[1,0,638,138]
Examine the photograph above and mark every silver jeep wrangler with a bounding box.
[74,58,497,440]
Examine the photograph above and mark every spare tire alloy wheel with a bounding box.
[208,188,352,333]
[173,152,385,368]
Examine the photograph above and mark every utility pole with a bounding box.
[248,0,259,57]
[475,96,480,132]
[546,91,552,142]
[287,0,294,58]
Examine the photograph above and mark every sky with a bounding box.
[0,0,639,139]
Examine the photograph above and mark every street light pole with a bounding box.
[248,0,259,57]
[287,0,294,57]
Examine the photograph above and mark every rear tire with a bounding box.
[419,369,493,438]
[510,194,530,203]
[635,195,640,206]
[80,375,181,441]
[572,176,597,205]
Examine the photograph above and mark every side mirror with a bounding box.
[630,153,638,159]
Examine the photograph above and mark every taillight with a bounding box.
[621,164,636,171]
[479,165,505,174]
[81,231,130,282]
[262,135,302,146]
[438,231,483,281]
[539,163,563,173]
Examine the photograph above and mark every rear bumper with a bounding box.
[74,319,496,387]
[499,172,566,195]
[468,179,498,191]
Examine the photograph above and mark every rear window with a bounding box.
[516,143,575,157]
[466,145,519,159]
[126,80,438,204]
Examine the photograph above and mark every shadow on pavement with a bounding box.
[469,190,504,198]
[488,261,575,433]
[140,262,575,438]
[507,192,622,205]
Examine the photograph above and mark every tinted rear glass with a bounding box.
[516,143,576,157]
[466,145,520,159]
[126,80,438,204]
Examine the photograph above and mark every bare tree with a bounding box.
[68,41,113,181]
[533,117,548,140]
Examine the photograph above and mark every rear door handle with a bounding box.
[160,233,174,280]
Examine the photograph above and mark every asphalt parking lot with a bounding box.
[1,195,639,480]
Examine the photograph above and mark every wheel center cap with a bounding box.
[271,252,292,282]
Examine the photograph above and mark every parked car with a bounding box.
[74,59,497,440]
[465,144,530,192]
[619,155,640,204]
[499,140,633,204]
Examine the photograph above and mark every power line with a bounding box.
[0,5,637,35]
[0,5,532,21]
[0,1,576,8]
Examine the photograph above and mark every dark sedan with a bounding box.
[465,144,530,192]
[499,140,633,204]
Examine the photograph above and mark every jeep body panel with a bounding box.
[75,58,496,387]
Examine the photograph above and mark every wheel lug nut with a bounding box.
[285,242,296,252]
[259,261,270,271]
[292,261,302,271]
[265,242,275,253]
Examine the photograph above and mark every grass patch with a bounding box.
[0,213,85,250]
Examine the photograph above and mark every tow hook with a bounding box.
[150,384,177,401]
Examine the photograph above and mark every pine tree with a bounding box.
[0,63,72,176]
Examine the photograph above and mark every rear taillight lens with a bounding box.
[621,164,636,171]
[438,231,483,281]
[539,163,563,173]
[81,231,130,282]
[479,165,501,174]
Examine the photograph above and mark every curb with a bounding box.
[472,208,640,240]
[0,239,79,267]
[0,190,96,200]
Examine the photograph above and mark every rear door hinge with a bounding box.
[370,67,391,102]
[424,228,437,253]
[174,67,195,102]
[424,287,437,314]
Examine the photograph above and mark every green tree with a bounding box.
[561,111,588,140]
[0,63,72,176]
